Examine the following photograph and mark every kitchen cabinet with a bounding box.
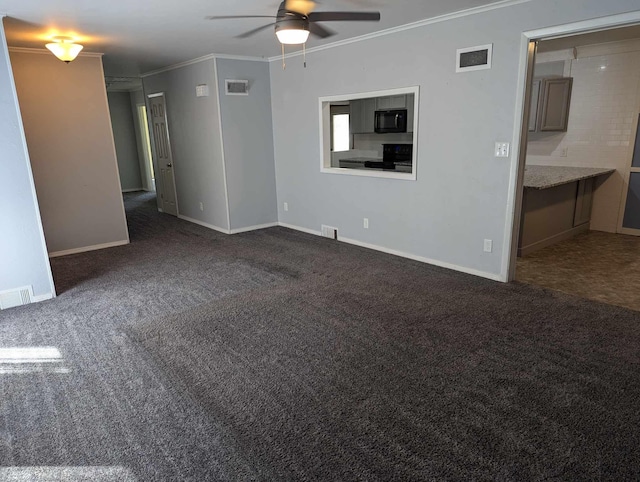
[349,98,376,134]
[530,77,573,132]
[375,95,407,110]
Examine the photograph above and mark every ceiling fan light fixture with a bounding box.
[46,36,83,63]
[275,28,310,44]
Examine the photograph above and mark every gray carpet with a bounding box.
[1,191,640,480]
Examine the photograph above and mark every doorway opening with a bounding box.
[137,104,155,191]
[508,15,640,312]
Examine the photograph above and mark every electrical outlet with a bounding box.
[199,202,204,211]
[559,147,568,157]
[484,239,493,253]
[284,202,289,212]
[494,142,510,158]
[363,218,369,229]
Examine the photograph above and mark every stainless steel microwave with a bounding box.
[374,109,407,133]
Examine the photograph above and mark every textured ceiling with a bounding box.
[1,0,515,76]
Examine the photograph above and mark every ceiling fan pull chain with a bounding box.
[282,43,286,70]
[303,42,307,68]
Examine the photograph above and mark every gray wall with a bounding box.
[143,60,229,230]
[130,89,154,192]
[270,0,640,279]
[0,20,54,298]
[10,51,130,255]
[216,58,278,231]
[108,91,143,191]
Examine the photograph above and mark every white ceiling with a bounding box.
[2,0,511,77]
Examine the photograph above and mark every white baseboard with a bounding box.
[178,215,231,234]
[278,222,322,236]
[121,188,144,193]
[49,240,129,258]
[230,222,278,234]
[278,222,503,282]
[32,292,55,302]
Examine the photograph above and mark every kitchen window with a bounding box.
[331,105,350,152]
[319,86,419,180]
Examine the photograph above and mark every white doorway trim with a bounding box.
[503,10,640,282]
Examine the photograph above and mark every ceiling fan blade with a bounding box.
[236,23,276,38]
[308,11,380,22]
[206,15,277,20]
[309,22,335,39]
[285,0,317,15]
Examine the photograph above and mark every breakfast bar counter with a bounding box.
[519,165,614,256]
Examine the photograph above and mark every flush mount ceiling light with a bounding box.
[45,36,83,63]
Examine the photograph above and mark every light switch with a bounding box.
[196,84,209,97]
[495,142,510,158]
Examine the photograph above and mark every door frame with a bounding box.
[503,11,640,282]
[147,92,179,215]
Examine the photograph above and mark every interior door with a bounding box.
[619,113,640,236]
[148,94,178,216]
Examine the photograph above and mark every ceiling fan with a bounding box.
[206,0,381,45]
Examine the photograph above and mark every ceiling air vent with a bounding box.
[225,79,249,96]
[456,44,493,73]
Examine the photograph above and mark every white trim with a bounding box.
[268,0,534,62]
[229,222,278,234]
[121,188,143,193]
[49,240,129,258]
[32,292,55,303]
[456,43,493,73]
[320,168,416,181]
[8,46,103,58]
[213,58,233,232]
[318,86,419,181]
[141,53,267,78]
[1,23,57,298]
[340,236,504,282]
[278,222,322,236]
[505,10,640,282]
[178,215,230,234]
[147,92,164,98]
[277,222,502,281]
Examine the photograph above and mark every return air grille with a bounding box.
[0,286,33,310]
[321,225,338,240]
[225,79,249,96]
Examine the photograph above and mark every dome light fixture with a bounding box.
[45,36,83,63]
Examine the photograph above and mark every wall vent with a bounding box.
[321,225,338,240]
[0,286,33,310]
[225,79,249,96]
[456,44,493,73]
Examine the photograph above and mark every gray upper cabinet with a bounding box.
[350,98,376,134]
[537,77,573,132]
[376,95,407,110]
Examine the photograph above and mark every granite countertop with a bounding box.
[524,165,615,190]
[339,157,382,163]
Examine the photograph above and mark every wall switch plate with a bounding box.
[484,239,493,253]
[199,202,204,211]
[284,202,289,212]
[495,142,510,158]
[363,218,369,229]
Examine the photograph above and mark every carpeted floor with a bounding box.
[1,191,639,480]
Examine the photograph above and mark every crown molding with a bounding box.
[8,46,103,58]
[141,52,267,78]
[267,0,535,62]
